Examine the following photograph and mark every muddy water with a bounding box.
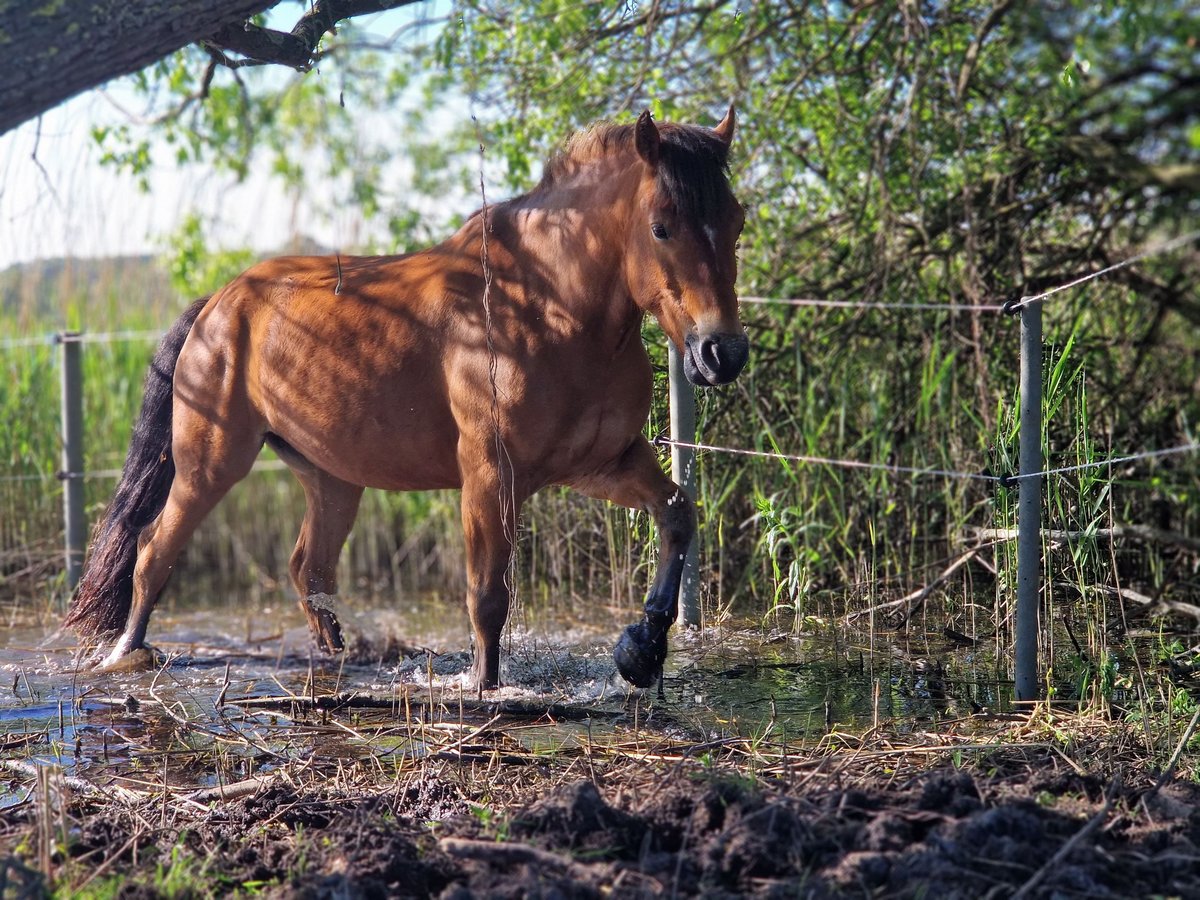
[0,590,1012,801]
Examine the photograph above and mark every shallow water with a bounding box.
[0,589,1014,797]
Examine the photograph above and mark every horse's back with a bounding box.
[178,253,466,491]
[175,238,657,495]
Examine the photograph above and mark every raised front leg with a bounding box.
[460,466,522,690]
[571,437,695,688]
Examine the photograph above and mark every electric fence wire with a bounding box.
[1007,228,1200,312]
[656,438,1200,487]
[0,459,289,484]
[2,227,1197,484]
[0,330,165,351]
[740,296,1006,312]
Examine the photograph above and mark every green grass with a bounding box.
[2,258,1199,709]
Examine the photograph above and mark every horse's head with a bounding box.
[624,107,748,387]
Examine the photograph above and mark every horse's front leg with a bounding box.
[572,437,695,688]
[460,465,522,691]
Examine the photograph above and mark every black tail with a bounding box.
[63,297,209,637]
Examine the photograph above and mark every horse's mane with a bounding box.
[536,120,733,222]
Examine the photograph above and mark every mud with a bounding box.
[4,730,1199,898]
[2,613,1198,897]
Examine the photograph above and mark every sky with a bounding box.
[0,3,457,271]
[0,93,310,268]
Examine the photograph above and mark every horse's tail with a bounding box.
[63,296,210,637]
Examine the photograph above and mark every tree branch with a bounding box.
[0,0,420,136]
[206,0,421,69]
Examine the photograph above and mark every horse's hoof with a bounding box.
[94,645,159,674]
[299,595,346,653]
[470,666,500,692]
[614,622,665,689]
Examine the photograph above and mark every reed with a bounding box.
[2,253,1199,707]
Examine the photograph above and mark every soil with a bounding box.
[4,717,1199,899]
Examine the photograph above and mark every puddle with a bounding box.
[1,591,1016,793]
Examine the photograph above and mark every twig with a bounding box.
[69,825,147,893]
[1145,705,1200,802]
[847,546,982,621]
[898,547,980,622]
[0,759,144,804]
[226,692,628,722]
[184,774,280,803]
[972,524,1200,553]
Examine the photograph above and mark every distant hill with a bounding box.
[1,235,332,326]
[0,254,178,323]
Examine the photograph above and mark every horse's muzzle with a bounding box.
[683,331,749,387]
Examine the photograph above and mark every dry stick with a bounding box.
[846,546,983,621]
[0,758,144,804]
[973,524,1200,553]
[226,692,628,722]
[899,547,979,621]
[1010,775,1120,900]
[215,661,231,709]
[185,774,281,804]
[1145,705,1200,802]
[70,825,146,894]
[1098,585,1200,623]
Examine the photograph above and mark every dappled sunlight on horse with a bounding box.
[64,107,749,691]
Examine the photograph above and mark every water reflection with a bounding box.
[1,590,1015,793]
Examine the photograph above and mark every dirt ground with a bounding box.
[3,704,1200,899]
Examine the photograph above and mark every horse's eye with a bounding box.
[651,223,670,241]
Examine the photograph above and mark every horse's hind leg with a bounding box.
[285,460,364,653]
[460,463,523,690]
[100,407,262,668]
[569,436,695,688]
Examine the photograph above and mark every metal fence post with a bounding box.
[667,343,701,627]
[1015,303,1043,701]
[58,332,86,592]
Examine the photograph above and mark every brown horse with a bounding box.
[64,108,749,689]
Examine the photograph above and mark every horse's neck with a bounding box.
[491,160,641,332]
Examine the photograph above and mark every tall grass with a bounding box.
[2,255,1199,707]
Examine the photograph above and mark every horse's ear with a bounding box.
[713,103,736,146]
[635,109,660,167]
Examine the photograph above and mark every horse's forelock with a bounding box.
[656,124,733,226]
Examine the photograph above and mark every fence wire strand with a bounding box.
[0,330,165,351]
[740,296,1006,313]
[0,458,290,484]
[1010,229,1200,311]
[657,438,1199,486]
[1008,442,1200,482]
[656,438,1002,483]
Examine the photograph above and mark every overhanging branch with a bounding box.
[0,0,422,136]
[206,0,421,70]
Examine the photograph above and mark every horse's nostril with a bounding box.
[685,332,748,386]
[700,336,722,372]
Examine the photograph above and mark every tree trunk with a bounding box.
[0,1,276,136]
[0,0,417,135]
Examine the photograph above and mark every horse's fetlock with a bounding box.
[304,591,339,613]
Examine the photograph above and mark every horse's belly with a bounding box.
[262,382,464,491]
[305,424,464,491]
